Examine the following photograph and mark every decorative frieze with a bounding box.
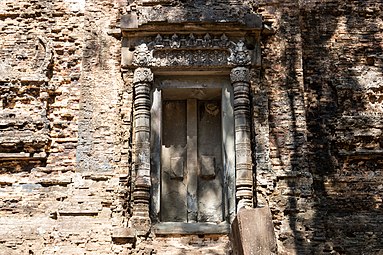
[152,49,229,67]
[152,33,230,49]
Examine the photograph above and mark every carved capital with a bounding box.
[133,67,153,84]
[230,67,251,83]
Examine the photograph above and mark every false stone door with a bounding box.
[161,97,224,223]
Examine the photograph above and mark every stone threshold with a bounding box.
[153,222,230,235]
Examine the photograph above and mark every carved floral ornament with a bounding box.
[131,33,253,67]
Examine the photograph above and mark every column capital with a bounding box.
[230,67,251,84]
[133,67,153,84]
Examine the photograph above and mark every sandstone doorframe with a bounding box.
[121,23,262,235]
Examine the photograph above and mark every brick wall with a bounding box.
[256,0,383,254]
[0,0,382,254]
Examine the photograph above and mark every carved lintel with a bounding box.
[129,34,257,68]
[151,33,230,49]
[152,49,229,67]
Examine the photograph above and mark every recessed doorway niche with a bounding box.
[151,76,235,234]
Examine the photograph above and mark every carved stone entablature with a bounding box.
[122,33,258,69]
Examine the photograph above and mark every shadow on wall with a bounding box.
[266,1,383,254]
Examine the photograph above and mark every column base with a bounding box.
[129,216,151,236]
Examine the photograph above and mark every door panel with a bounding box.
[161,99,223,223]
[197,100,223,222]
[161,100,187,222]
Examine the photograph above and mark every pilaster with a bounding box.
[130,67,153,235]
[230,67,254,209]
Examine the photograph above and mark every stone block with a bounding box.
[121,13,138,30]
[231,207,277,255]
[112,227,136,239]
[112,227,136,245]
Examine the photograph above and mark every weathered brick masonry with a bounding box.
[0,0,382,254]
